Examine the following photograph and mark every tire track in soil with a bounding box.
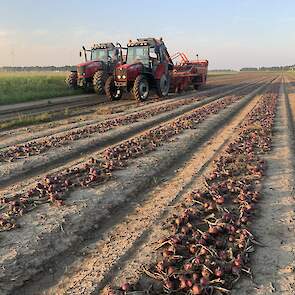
[0,79,268,190]
[13,79,276,295]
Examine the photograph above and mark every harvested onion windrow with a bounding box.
[105,83,279,294]
[0,93,247,232]
[0,86,255,163]
[0,96,201,162]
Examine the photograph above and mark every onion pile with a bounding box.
[0,93,249,232]
[106,84,279,294]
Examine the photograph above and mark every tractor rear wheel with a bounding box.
[156,74,170,97]
[93,71,107,95]
[65,71,78,89]
[105,76,123,101]
[133,75,149,101]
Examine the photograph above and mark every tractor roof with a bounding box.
[127,38,163,48]
[91,43,115,50]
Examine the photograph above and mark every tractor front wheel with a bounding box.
[93,71,107,95]
[65,71,78,89]
[105,76,123,101]
[133,75,149,101]
[156,74,170,97]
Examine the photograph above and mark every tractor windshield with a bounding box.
[127,46,149,66]
[91,49,109,61]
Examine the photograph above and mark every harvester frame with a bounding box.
[170,52,208,93]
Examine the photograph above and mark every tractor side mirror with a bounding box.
[79,51,82,57]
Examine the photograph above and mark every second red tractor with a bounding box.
[66,42,125,95]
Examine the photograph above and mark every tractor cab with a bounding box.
[126,38,173,73]
[89,43,121,63]
[77,43,121,80]
[106,38,174,101]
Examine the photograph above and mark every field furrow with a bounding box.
[0,72,289,295]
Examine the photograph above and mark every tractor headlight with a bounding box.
[117,75,122,79]
[122,75,126,79]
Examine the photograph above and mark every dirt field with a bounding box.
[1,72,293,295]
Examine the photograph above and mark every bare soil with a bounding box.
[0,72,288,295]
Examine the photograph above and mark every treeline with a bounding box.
[241,65,295,71]
[0,66,75,72]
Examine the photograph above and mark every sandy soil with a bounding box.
[0,72,284,295]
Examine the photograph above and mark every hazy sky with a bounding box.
[0,0,294,69]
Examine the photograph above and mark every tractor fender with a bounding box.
[155,63,169,80]
[126,63,143,81]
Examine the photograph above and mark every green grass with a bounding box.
[0,71,83,105]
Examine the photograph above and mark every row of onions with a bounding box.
[0,93,246,232]
[106,83,279,294]
[1,94,202,162]
[0,86,255,163]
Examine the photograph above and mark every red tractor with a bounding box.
[66,43,125,95]
[105,38,174,101]
[105,38,208,101]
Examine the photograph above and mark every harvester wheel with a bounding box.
[65,71,78,89]
[156,74,170,97]
[133,75,149,101]
[105,76,122,101]
[93,71,107,95]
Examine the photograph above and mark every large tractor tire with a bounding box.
[156,74,170,97]
[65,71,78,89]
[105,76,123,101]
[132,75,149,101]
[93,70,107,95]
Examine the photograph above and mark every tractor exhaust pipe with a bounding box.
[82,46,88,62]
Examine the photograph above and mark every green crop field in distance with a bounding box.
[0,71,84,105]
[208,71,238,76]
